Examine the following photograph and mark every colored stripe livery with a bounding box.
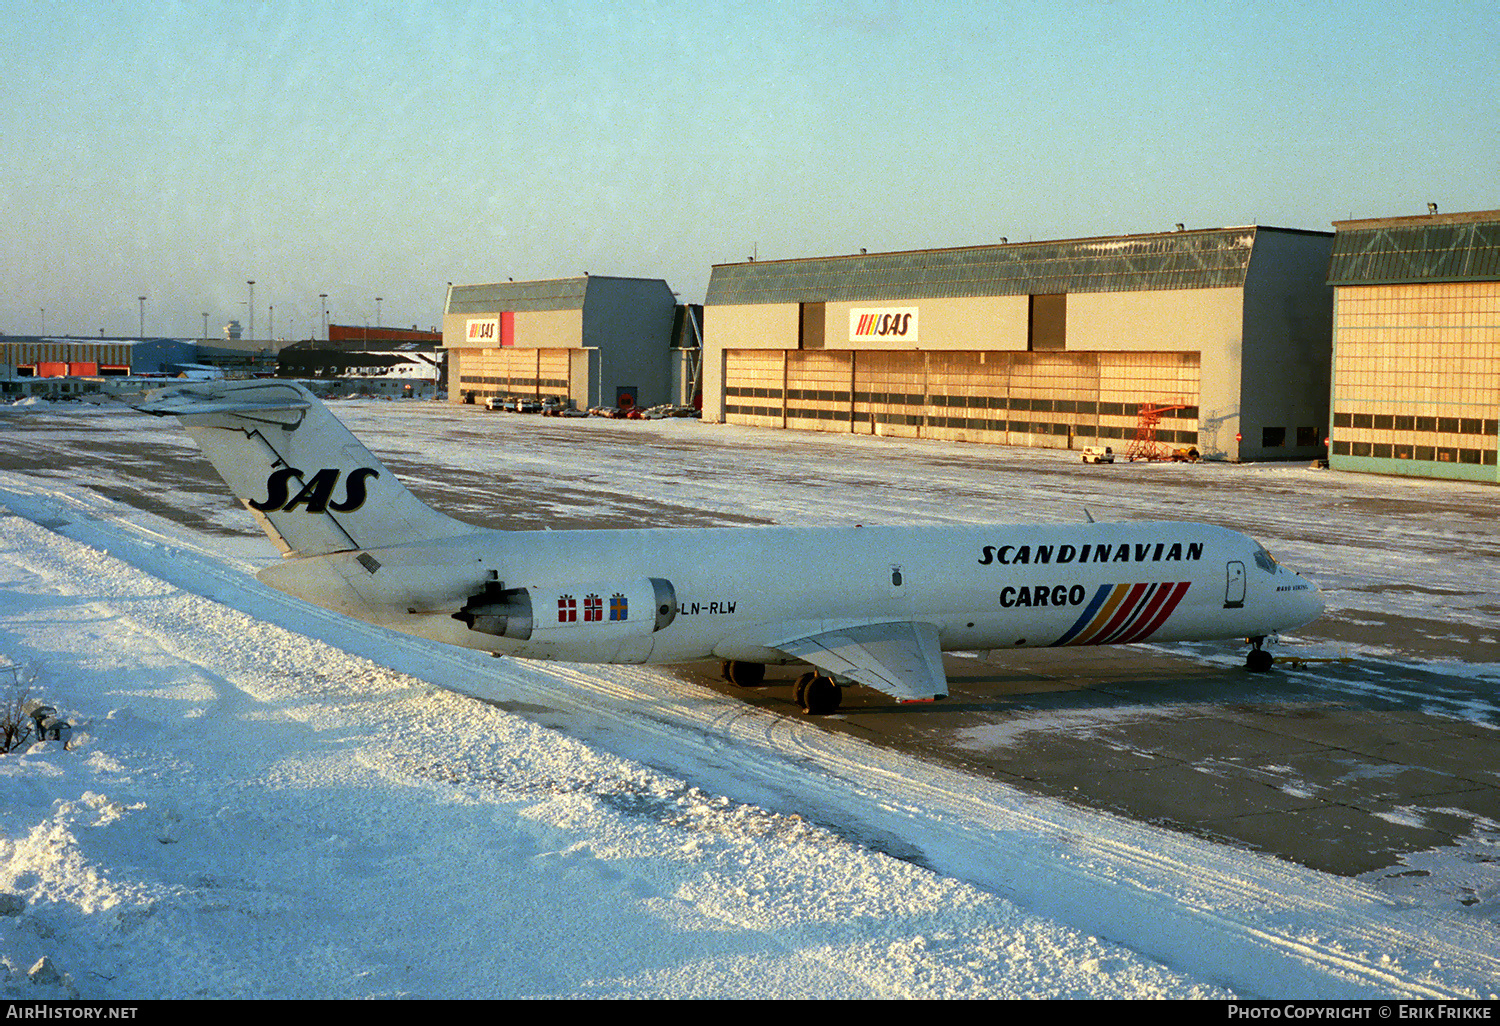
[1052,581,1191,646]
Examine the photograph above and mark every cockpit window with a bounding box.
[1253,545,1279,575]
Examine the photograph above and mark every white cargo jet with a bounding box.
[130,380,1324,714]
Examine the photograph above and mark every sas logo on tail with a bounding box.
[249,467,379,514]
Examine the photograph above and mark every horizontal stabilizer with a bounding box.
[129,390,312,419]
[773,620,948,701]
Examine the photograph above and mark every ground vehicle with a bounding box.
[1082,446,1115,464]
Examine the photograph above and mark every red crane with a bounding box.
[1125,402,1190,461]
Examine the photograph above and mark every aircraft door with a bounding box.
[1225,561,1245,608]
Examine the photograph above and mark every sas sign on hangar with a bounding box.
[849,307,919,343]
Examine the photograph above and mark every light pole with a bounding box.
[247,281,255,341]
[268,304,274,342]
[138,296,146,339]
[319,294,328,341]
[376,297,383,329]
[202,313,208,342]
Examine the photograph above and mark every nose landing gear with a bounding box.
[1245,636,1274,673]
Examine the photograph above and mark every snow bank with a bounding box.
[0,514,1227,998]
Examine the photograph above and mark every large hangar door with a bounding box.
[537,349,571,403]
[723,350,786,428]
[785,350,852,433]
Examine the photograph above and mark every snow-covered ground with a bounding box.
[2,398,1499,999]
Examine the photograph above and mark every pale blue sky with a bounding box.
[2,0,1495,339]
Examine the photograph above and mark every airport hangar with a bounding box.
[1327,207,1500,483]
[701,225,1335,462]
[442,275,685,411]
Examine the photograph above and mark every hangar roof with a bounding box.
[704,227,1315,306]
[446,274,675,315]
[1328,210,1500,285]
[446,277,588,314]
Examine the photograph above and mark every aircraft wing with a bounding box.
[770,620,948,702]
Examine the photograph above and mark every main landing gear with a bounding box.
[793,672,842,716]
[1245,636,1275,673]
[720,660,843,715]
[720,659,765,688]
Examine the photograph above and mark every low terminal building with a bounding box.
[0,337,199,396]
[1327,208,1500,483]
[702,226,1335,461]
[2,337,136,379]
[328,324,443,346]
[442,275,677,411]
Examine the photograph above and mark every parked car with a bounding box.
[1081,446,1115,464]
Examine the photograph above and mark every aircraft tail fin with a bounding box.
[130,380,472,557]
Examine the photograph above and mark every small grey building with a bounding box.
[443,275,677,411]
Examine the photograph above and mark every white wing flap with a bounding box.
[772,621,948,702]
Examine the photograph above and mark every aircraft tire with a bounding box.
[793,671,815,708]
[1246,648,1274,673]
[801,675,841,716]
[722,660,766,687]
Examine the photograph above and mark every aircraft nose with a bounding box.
[1289,572,1325,627]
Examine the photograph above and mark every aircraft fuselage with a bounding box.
[257,518,1321,667]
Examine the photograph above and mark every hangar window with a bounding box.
[1262,427,1286,448]
[1028,294,1066,352]
[799,303,825,350]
